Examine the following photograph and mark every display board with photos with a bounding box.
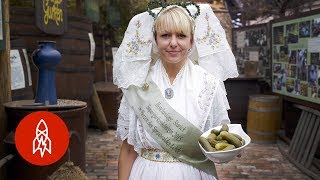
[232,24,271,81]
[272,11,320,104]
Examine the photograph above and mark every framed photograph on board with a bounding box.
[232,23,271,82]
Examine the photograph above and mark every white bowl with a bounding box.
[198,124,251,163]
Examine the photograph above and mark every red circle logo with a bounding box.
[15,111,69,166]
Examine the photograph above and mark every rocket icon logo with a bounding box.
[15,111,69,166]
[32,119,52,157]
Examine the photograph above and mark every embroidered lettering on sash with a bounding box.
[123,76,218,177]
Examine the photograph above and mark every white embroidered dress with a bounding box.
[117,60,230,180]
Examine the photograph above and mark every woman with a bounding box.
[114,3,238,180]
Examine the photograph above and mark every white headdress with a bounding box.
[113,3,238,90]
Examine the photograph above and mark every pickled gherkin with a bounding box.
[215,142,230,150]
[199,136,215,152]
[207,133,217,141]
[222,144,235,151]
[206,133,217,146]
[220,131,242,148]
[230,133,242,141]
[210,129,220,136]
[220,124,229,132]
[216,134,223,141]
[199,124,246,152]
[241,139,246,146]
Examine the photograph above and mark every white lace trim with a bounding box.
[116,66,231,151]
[161,61,186,87]
[116,96,153,152]
[201,82,231,132]
[116,97,130,141]
[197,50,239,82]
[198,72,217,130]
[113,4,238,89]
[113,12,154,89]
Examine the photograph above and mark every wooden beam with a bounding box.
[0,0,11,174]
[76,0,82,15]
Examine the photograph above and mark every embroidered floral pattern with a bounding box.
[141,149,180,162]
[137,122,152,149]
[155,154,161,159]
[196,14,221,50]
[198,72,217,130]
[126,20,152,56]
[203,114,213,131]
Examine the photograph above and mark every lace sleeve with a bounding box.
[202,82,230,132]
[116,96,134,140]
[115,95,148,152]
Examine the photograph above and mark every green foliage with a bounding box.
[237,0,316,22]
[114,0,149,44]
[96,0,149,45]
[67,0,77,13]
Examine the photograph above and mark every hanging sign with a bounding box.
[35,0,67,35]
[10,50,26,90]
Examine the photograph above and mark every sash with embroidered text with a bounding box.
[123,78,217,178]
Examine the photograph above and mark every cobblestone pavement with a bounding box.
[85,128,311,180]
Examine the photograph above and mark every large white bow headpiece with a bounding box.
[113,4,238,89]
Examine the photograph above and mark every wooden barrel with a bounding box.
[4,100,87,179]
[247,95,281,143]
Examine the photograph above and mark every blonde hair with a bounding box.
[154,6,194,37]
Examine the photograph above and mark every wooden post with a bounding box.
[0,0,11,176]
[90,85,108,131]
[76,0,82,15]
[102,35,107,82]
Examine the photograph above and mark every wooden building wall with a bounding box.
[9,7,94,124]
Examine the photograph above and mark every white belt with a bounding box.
[141,149,180,163]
